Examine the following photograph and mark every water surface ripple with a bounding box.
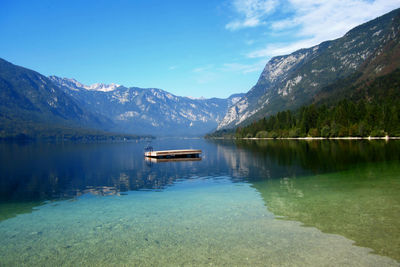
[0,139,399,266]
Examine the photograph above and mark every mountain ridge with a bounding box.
[49,76,244,136]
[0,58,243,138]
[0,58,111,128]
[217,8,400,130]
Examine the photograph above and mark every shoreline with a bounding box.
[209,136,400,140]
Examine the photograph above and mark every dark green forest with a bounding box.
[211,69,400,139]
[0,118,151,142]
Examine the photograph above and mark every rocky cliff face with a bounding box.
[218,8,400,130]
[49,76,244,136]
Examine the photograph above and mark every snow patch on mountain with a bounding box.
[49,75,245,135]
[85,82,120,92]
[186,96,207,100]
[49,76,120,92]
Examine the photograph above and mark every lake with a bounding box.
[0,139,399,266]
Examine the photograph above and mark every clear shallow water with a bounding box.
[0,139,399,266]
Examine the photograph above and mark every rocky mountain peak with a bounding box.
[48,76,120,92]
[49,75,245,136]
[217,8,400,130]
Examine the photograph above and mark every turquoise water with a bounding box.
[0,139,399,266]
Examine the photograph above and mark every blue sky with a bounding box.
[1,0,399,98]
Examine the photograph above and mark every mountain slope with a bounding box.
[218,8,400,130]
[233,67,400,139]
[50,76,244,136]
[0,58,114,138]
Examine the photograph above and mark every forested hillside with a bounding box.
[217,8,400,131]
[233,69,400,138]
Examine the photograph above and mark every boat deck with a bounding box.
[144,149,202,159]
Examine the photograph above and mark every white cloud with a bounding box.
[226,0,277,30]
[242,0,400,58]
[221,60,267,73]
[245,39,255,45]
[192,65,218,84]
[193,65,214,73]
[191,60,265,85]
[248,39,320,58]
[194,72,218,84]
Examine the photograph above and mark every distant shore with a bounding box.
[209,136,400,140]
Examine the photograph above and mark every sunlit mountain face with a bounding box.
[218,8,400,130]
[49,76,244,136]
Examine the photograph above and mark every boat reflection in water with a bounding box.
[145,157,202,163]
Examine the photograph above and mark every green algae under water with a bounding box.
[0,139,399,266]
[253,161,400,262]
[0,178,398,266]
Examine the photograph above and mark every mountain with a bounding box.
[49,76,121,92]
[217,8,400,130]
[233,68,400,139]
[0,57,243,138]
[49,76,244,136]
[0,58,118,139]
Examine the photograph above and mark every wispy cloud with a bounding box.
[191,61,265,86]
[248,39,320,58]
[194,72,218,84]
[245,39,255,45]
[226,0,277,31]
[192,65,218,84]
[192,64,214,73]
[220,60,267,73]
[228,0,400,58]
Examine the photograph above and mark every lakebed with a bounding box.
[0,139,399,266]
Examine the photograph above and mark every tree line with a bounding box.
[235,69,400,138]
[236,99,400,138]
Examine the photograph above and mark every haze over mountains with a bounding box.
[49,76,243,136]
[0,58,114,139]
[0,8,399,139]
[0,57,243,138]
